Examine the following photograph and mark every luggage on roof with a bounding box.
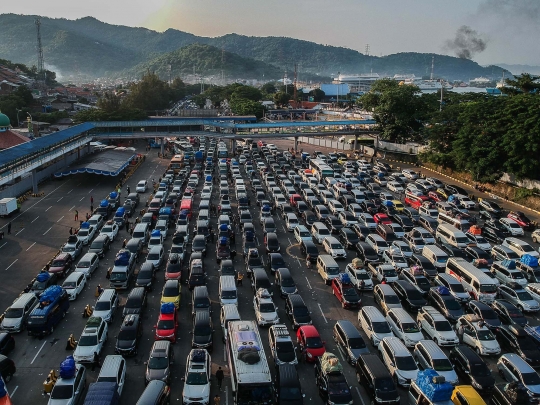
[521,254,539,268]
[320,352,343,374]
[416,369,453,403]
[59,356,76,379]
[160,303,175,314]
[501,259,516,269]
[100,200,109,208]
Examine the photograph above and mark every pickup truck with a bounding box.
[367,263,399,283]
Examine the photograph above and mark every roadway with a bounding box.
[1,137,540,405]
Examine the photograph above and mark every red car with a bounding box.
[507,211,534,231]
[165,255,182,280]
[48,253,73,278]
[331,276,361,309]
[373,213,392,225]
[155,305,178,343]
[296,325,325,363]
[289,194,302,207]
[428,191,443,202]
[405,195,429,210]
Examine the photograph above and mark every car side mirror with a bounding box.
[144,361,148,365]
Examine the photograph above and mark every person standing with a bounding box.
[7,222,11,234]
[216,367,224,389]
[90,196,94,205]
[90,204,94,213]
[236,272,243,286]
[74,210,78,221]
[359,279,365,296]
[69,227,73,235]
[230,250,236,261]
[91,352,100,371]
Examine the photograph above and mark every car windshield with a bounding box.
[194,325,212,336]
[148,253,161,260]
[444,299,462,310]
[78,230,89,237]
[372,321,391,334]
[293,307,309,317]
[79,335,98,346]
[433,358,454,371]
[375,377,395,391]
[417,279,431,290]
[456,237,469,244]
[517,291,533,300]
[348,337,366,349]
[157,319,175,330]
[385,295,401,305]
[382,269,397,278]
[393,255,406,263]
[470,362,491,376]
[522,372,540,386]
[90,241,104,249]
[511,272,524,279]
[63,246,75,252]
[281,278,295,287]
[476,330,495,341]
[508,222,521,229]
[319,229,330,236]
[186,371,208,385]
[402,322,419,333]
[259,303,275,313]
[508,309,525,319]
[4,308,23,318]
[50,384,74,400]
[305,336,323,348]
[343,287,358,297]
[77,261,90,268]
[118,329,137,341]
[479,284,497,293]
[222,291,236,299]
[395,356,417,371]
[163,286,178,297]
[517,337,537,351]
[276,341,295,353]
[434,321,453,331]
[63,281,77,289]
[148,356,169,369]
[110,272,126,282]
[330,243,343,249]
[94,301,110,311]
[280,387,302,401]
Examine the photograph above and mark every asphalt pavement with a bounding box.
[1,137,540,405]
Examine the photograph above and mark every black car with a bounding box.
[407,254,438,279]
[449,345,495,394]
[495,325,540,367]
[219,259,236,277]
[356,242,380,263]
[192,310,213,351]
[115,314,142,356]
[439,243,468,260]
[302,210,317,227]
[491,299,527,327]
[391,280,427,312]
[479,199,503,215]
[333,320,369,365]
[394,215,414,232]
[267,253,287,274]
[89,234,111,258]
[324,215,343,234]
[478,209,501,222]
[265,232,281,253]
[188,264,206,290]
[445,184,468,196]
[465,246,493,265]
[467,300,502,330]
[351,224,370,241]
[428,287,464,322]
[275,268,298,298]
[484,220,511,237]
[339,228,360,249]
[0,333,15,356]
[285,294,312,330]
[355,354,400,405]
[136,262,156,290]
[360,201,377,215]
[296,201,308,216]
[123,287,147,317]
[300,240,319,263]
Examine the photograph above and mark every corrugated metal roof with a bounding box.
[0,122,95,168]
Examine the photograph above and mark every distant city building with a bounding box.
[0,112,31,150]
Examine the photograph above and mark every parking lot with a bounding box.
[1,136,540,404]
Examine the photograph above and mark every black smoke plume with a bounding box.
[445,25,487,59]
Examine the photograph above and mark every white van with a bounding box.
[316,255,341,285]
[0,292,38,333]
[437,212,470,231]
[220,304,241,342]
[358,306,394,347]
[445,257,498,303]
[435,223,469,249]
[97,355,126,395]
[219,276,238,305]
[421,245,449,271]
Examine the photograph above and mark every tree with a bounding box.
[308,88,325,102]
[273,92,290,108]
[230,98,265,119]
[261,82,277,95]
[231,85,262,102]
[501,73,540,95]
[170,77,187,101]
[124,71,173,111]
[97,92,121,112]
[358,79,427,143]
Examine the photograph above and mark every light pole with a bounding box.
[16,109,21,127]
[336,71,340,106]
[26,113,33,135]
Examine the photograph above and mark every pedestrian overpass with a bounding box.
[0,116,376,190]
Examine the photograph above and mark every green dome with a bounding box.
[0,113,10,128]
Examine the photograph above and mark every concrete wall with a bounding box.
[0,148,89,199]
[297,136,352,151]
[378,140,427,154]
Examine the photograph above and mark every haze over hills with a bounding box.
[495,63,540,76]
[0,13,508,82]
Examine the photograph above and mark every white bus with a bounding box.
[445,258,498,303]
[227,320,273,405]
[309,159,334,181]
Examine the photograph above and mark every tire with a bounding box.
[518,305,524,313]
[533,237,538,243]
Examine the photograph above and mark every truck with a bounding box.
[0,198,18,217]
[314,352,353,405]
[83,382,120,405]
[109,250,136,290]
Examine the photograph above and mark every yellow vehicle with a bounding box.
[451,385,486,405]
[392,200,405,212]
[169,154,184,174]
[161,280,181,308]
[437,187,451,200]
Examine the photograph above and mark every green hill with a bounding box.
[0,13,506,81]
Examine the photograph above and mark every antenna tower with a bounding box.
[221,47,225,83]
[35,18,45,87]
[365,44,370,56]
[293,63,298,105]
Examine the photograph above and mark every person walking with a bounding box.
[230,250,237,261]
[359,279,365,296]
[216,367,224,390]
[90,204,94,213]
[91,352,100,371]
[7,222,11,234]
[214,394,220,405]
[69,227,73,236]
[74,210,78,221]
[306,254,312,268]
[236,272,244,286]
[90,196,93,205]
[126,185,130,194]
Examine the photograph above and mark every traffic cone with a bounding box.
[82,304,93,318]
[43,369,58,395]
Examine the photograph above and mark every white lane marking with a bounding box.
[57,216,64,222]
[0,242,6,249]
[57,197,63,202]
[31,216,39,223]
[79,197,84,201]
[31,341,47,364]
[88,189,93,194]
[337,348,345,361]
[67,189,73,194]
[43,227,52,235]
[15,228,24,236]
[26,242,36,251]
[356,387,367,405]
[10,386,18,398]
[69,205,75,211]
[6,259,18,271]
[317,303,328,323]
[45,206,52,212]
[76,182,81,186]
[305,276,312,290]
[225,386,229,405]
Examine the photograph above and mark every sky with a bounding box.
[3,0,540,66]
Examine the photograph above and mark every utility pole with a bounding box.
[284,70,288,95]
[293,63,298,107]
[221,47,225,84]
[35,18,45,89]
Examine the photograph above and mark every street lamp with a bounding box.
[16,109,21,127]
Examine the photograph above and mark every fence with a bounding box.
[378,141,427,155]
